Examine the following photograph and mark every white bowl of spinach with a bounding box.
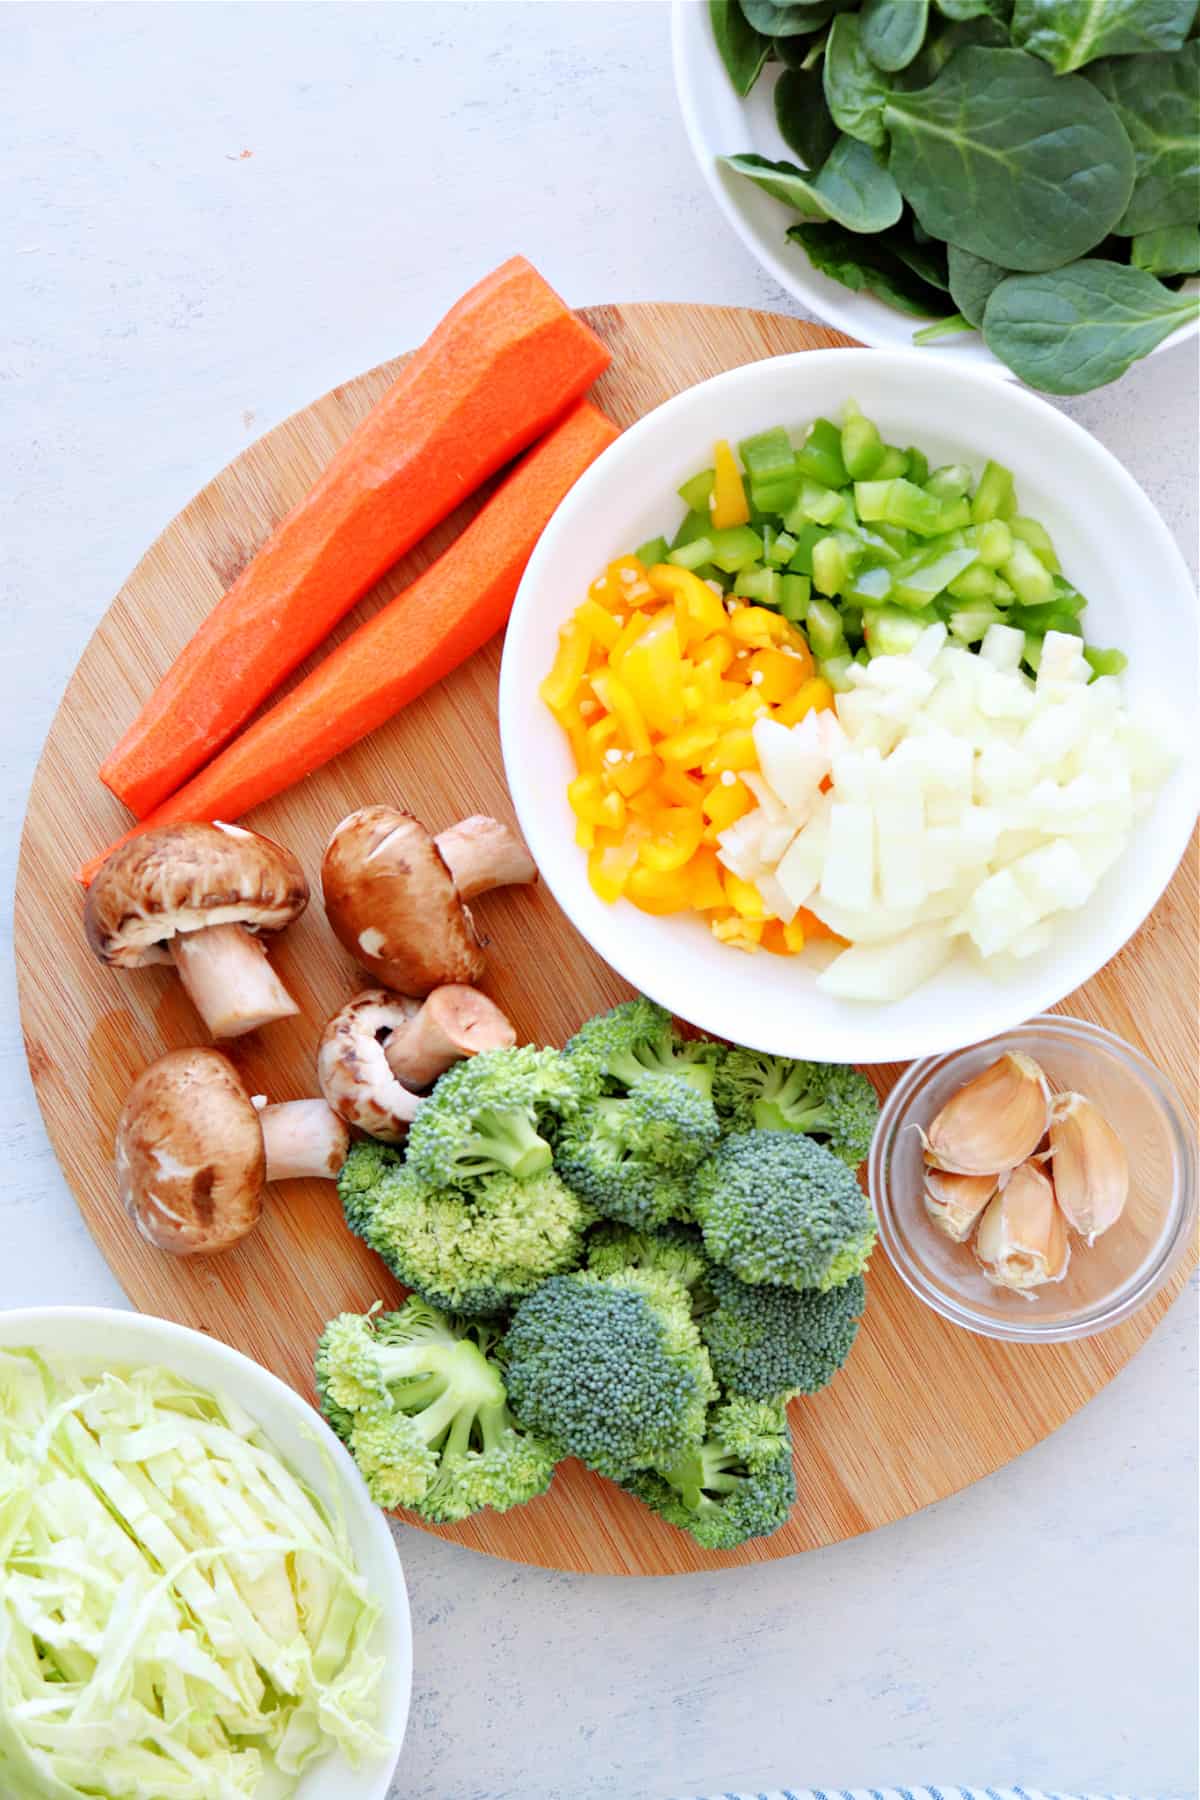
[672,0,1199,392]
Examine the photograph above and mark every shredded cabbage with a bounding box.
[0,1349,390,1798]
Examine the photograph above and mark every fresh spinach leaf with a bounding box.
[1011,0,1197,73]
[982,257,1200,391]
[913,311,978,339]
[884,47,1136,270]
[709,0,772,97]
[740,0,835,33]
[861,0,931,71]
[823,14,889,147]
[891,226,951,288]
[1131,223,1200,275]
[777,31,828,69]
[722,136,904,231]
[1089,44,1200,235]
[934,0,994,18]
[788,220,956,314]
[947,244,1011,323]
[775,66,840,168]
[895,14,1010,87]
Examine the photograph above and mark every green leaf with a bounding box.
[710,0,772,96]
[913,311,978,340]
[1088,44,1200,235]
[982,257,1200,392]
[861,0,931,71]
[722,136,904,231]
[740,0,836,32]
[934,0,994,18]
[947,244,1011,324]
[893,13,1010,86]
[892,226,951,288]
[1011,0,1197,73]
[884,47,1136,271]
[1131,223,1200,275]
[777,31,828,69]
[823,14,889,147]
[788,219,956,314]
[776,66,840,168]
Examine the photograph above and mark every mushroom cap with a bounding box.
[321,806,483,995]
[317,989,424,1143]
[115,1047,264,1255]
[85,822,309,968]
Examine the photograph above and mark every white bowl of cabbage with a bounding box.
[0,1307,412,1800]
[500,349,1198,1065]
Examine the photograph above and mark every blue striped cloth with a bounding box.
[683,1789,1135,1800]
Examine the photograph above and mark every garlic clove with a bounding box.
[924,1169,999,1243]
[920,1052,1050,1176]
[1048,1091,1129,1245]
[974,1160,1069,1296]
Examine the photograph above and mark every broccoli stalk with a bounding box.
[316,1302,557,1521]
[565,998,719,1100]
[624,1398,795,1550]
[712,1050,879,1167]
[404,1046,581,1189]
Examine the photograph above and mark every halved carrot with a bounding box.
[78,402,618,884]
[100,257,611,818]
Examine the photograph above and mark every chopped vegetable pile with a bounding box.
[710,0,1200,393]
[322,998,879,1550]
[542,411,1174,987]
[0,1351,388,1798]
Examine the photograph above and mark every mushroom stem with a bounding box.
[384,985,517,1088]
[434,817,537,902]
[170,923,300,1039]
[259,1100,349,1183]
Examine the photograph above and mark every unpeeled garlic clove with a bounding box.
[974,1160,1069,1297]
[1048,1091,1129,1245]
[924,1169,999,1243]
[920,1052,1049,1176]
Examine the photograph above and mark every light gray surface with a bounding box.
[2,5,1196,1798]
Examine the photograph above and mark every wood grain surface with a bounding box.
[14,304,1197,1575]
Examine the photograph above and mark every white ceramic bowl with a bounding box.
[670,0,1200,376]
[0,1307,412,1800]
[499,349,1198,1065]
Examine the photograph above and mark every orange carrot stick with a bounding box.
[100,257,610,818]
[78,402,618,885]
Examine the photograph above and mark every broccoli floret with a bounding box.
[503,1268,715,1481]
[700,1263,865,1402]
[556,1076,718,1230]
[315,1301,557,1520]
[404,1046,581,1188]
[712,1050,879,1167]
[623,1397,795,1550]
[692,1131,877,1292]
[346,1158,590,1315]
[584,1220,711,1293]
[565,998,719,1101]
[338,1138,402,1240]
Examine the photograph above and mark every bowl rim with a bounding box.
[0,1304,412,1799]
[867,1013,1198,1342]
[668,0,1200,370]
[499,345,1199,1065]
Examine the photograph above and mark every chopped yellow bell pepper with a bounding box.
[606,753,659,798]
[606,554,657,609]
[567,772,606,823]
[540,623,591,714]
[620,613,686,736]
[590,671,652,755]
[686,846,728,911]
[711,914,763,950]
[702,727,757,774]
[588,839,640,904]
[647,564,729,641]
[596,789,626,832]
[585,713,621,759]
[723,867,766,919]
[657,722,719,768]
[657,767,707,808]
[773,676,834,725]
[730,605,788,647]
[710,438,750,530]
[575,817,595,850]
[701,773,753,832]
[576,598,621,650]
[782,914,808,954]
[638,807,704,872]
[745,646,810,705]
[627,862,695,914]
[695,633,736,677]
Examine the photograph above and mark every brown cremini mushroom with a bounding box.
[318,985,516,1141]
[85,822,308,1039]
[321,806,537,994]
[116,1047,349,1256]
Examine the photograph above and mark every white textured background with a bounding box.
[2,6,1197,1798]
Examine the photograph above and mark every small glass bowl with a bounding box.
[869,1015,1197,1342]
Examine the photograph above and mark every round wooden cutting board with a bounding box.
[15,304,1197,1575]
